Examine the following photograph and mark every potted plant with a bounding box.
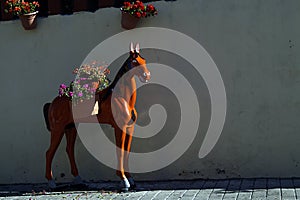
[120,1,157,29]
[59,61,110,118]
[4,0,40,30]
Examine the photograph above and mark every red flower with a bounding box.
[132,4,138,9]
[139,5,145,10]
[104,68,110,75]
[136,1,144,10]
[135,12,141,18]
[147,4,155,12]
[33,1,39,6]
[123,1,130,8]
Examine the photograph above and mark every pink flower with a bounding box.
[60,84,67,89]
[83,84,89,88]
[59,89,64,96]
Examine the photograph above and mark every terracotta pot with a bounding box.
[121,12,139,30]
[72,99,97,119]
[19,11,38,30]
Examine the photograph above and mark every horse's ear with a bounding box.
[135,43,140,53]
[130,42,134,53]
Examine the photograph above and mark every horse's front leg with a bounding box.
[114,126,130,191]
[124,125,136,189]
[112,97,132,191]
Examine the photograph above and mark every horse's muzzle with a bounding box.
[139,71,151,83]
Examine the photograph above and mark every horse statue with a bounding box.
[43,43,151,191]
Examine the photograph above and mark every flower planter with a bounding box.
[59,63,109,119]
[121,12,139,30]
[19,11,38,30]
[72,99,98,119]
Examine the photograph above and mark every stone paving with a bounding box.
[1,178,300,199]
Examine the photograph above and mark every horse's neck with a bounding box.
[116,77,137,107]
[109,62,137,107]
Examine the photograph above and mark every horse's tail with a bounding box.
[43,103,51,131]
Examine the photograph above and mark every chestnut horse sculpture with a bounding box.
[43,43,150,191]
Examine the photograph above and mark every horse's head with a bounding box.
[126,43,151,83]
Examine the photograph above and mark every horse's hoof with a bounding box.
[48,179,57,189]
[72,175,84,185]
[120,178,130,192]
[128,177,136,190]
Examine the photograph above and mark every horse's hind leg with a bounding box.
[65,126,82,184]
[45,128,64,188]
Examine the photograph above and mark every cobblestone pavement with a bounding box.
[1,178,300,199]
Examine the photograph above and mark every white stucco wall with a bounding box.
[0,0,300,184]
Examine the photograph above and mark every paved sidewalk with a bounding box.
[1,178,300,199]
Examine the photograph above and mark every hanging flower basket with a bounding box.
[121,11,140,30]
[4,0,40,30]
[19,11,38,30]
[120,1,158,30]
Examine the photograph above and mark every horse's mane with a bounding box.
[98,57,132,102]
